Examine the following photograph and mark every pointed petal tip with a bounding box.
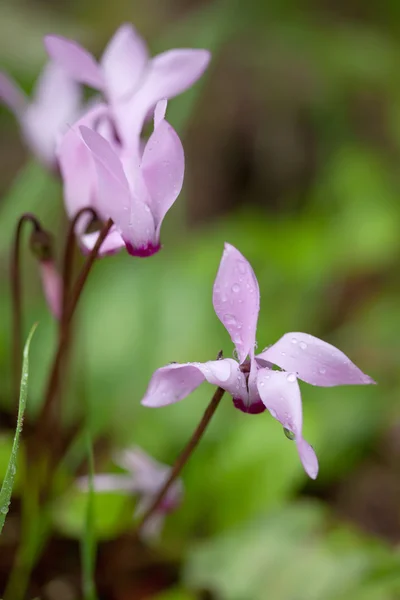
[297,438,319,480]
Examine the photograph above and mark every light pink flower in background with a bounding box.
[141,243,375,479]
[45,23,211,147]
[77,447,183,540]
[76,99,184,257]
[0,63,81,168]
[38,260,63,320]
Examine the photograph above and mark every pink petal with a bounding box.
[213,244,260,363]
[0,71,26,116]
[101,23,148,101]
[80,125,157,252]
[77,474,135,493]
[141,358,243,407]
[22,63,81,167]
[256,368,318,478]
[296,438,319,480]
[44,35,104,89]
[39,260,63,320]
[257,332,375,387]
[141,104,185,231]
[57,104,108,221]
[115,48,210,147]
[81,226,125,257]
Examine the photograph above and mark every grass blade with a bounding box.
[0,323,37,533]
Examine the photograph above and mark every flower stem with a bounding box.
[10,213,42,407]
[136,386,225,532]
[37,219,113,446]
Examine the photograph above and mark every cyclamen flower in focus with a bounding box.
[142,243,375,479]
[77,447,183,540]
[74,99,184,257]
[45,23,210,147]
[0,63,81,168]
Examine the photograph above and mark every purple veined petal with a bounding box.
[0,71,26,117]
[44,35,104,89]
[257,332,376,387]
[101,23,149,102]
[56,104,108,220]
[39,260,62,320]
[213,243,260,363]
[256,368,318,478]
[22,63,82,167]
[77,473,135,493]
[141,105,185,232]
[81,226,125,257]
[141,358,243,407]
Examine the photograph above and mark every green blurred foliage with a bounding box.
[2,0,400,597]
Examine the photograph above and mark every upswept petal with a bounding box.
[81,226,125,257]
[256,368,318,479]
[141,358,242,407]
[39,260,62,320]
[213,244,260,363]
[22,63,82,167]
[0,71,26,116]
[44,35,104,89]
[57,104,108,220]
[77,473,135,493]
[141,102,184,231]
[115,48,210,147]
[101,23,148,101]
[257,332,375,387]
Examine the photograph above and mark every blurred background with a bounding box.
[1,0,400,598]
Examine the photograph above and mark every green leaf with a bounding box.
[80,430,98,600]
[0,323,37,533]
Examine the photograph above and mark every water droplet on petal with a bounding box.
[231,283,241,293]
[319,367,326,375]
[281,351,286,356]
[236,260,247,275]
[224,314,238,327]
[291,338,298,344]
[284,428,296,441]
[286,373,296,383]
[299,342,307,350]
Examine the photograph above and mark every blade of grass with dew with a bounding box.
[0,323,37,533]
[81,429,98,600]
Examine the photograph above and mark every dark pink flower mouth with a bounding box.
[233,397,266,414]
[125,242,161,258]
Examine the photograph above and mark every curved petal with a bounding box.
[44,35,104,89]
[56,104,108,220]
[115,48,210,147]
[0,71,26,117]
[39,260,62,320]
[141,358,241,407]
[22,63,81,167]
[80,226,125,257]
[101,23,148,101]
[256,368,318,478]
[141,103,185,231]
[213,243,260,363]
[257,332,375,387]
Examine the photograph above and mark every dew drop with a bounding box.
[236,260,247,275]
[286,373,296,383]
[291,338,298,344]
[319,367,326,375]
[299,342,307,350]
[281,351,286,356]
[283,428,296,441]
[231,283,241,293]
[224,314,238,326]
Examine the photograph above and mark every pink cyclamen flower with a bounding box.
[77,447,183,540]
[142,243,375,479]
[0,63,81,168]
[44,23,210,147]
[72,99,184,257]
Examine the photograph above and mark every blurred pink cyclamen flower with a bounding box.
[77,447,183,540]
[45,23,211,148]
[39,260,63,320]
[141,243,375,479]
[56,98,184,257]
[0,63,81,168]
